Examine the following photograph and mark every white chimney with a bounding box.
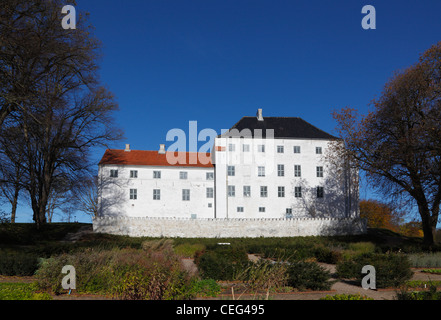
[257,108,264,121]
[158,144,166,154]
[124,144,131,152]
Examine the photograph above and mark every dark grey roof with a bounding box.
[222,116,339,140]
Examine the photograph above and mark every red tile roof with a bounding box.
[99,149,213,168]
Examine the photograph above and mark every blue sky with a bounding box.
[10,0,441,222]
[77,0,440,155]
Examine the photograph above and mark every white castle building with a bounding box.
[93,109,365,238]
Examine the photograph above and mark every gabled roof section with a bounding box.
[222,116,339,140]
[99,149,213,168]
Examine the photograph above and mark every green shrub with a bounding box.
[313,245,343,264]
[36,248,115,295]
[320,293,373,300]
[194,246,248,281]
[336,253,413,288]
[348,242,376,254]
[286,261,333,291]
[0,251,40,276]
[421,269,441,274]
[236,260,289,295]
[396,286,441,300]
[0,283,52,300]
[190,279,221,297]
[405,280,441,289]
[407,252,441,268]
[174,243,206,258]
[36,247,196,299]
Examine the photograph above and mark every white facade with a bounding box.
[212,135,358,219]
[97,109,359,223]
[99,163,215,219]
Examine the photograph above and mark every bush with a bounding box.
[0,250,40,276]
[0,283,52,300]
[36,248,115,295]
[336,253,413,288]
[286,260,333,291]
[36,247,196,299]
[348,242,377,254]
[396,286,441,300]
[195,247,248,281]
[407,252,441,268]
[174,243,206,258]
[236,260,289,296]
[320,293,373,300]
[189,279,221,297]
[313,245,343,264]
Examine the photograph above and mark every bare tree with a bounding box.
[0,0,98,128]
[0,139,25,223]
[293,146,359,219]
[72,173,125,218]
[332,42,441,248]
[0,0,123,227]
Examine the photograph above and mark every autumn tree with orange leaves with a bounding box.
[359,199,402,232]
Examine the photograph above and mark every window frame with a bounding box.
[153,189,161,200]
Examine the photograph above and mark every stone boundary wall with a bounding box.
[93,216,367,238]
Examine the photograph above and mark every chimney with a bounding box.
[257,108,264,121]
[158,144,166,154]
[124,144,131,152]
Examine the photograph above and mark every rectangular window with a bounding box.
[277,145,284,153]
[316,166,324,177]
[258,144,265,153]
[294,186,302,198]
[180,171,188,180]
[208,203,212,208]
[227,166,235,176]
[228,185,236,197]
[293,146,301,153]
[277,164,285,177]
[278,186,285,198]
[153,189,160,200]
[237,207,244,213]
[243,186,251,197]
[206,187,214,198]
[130,189,137,200]
[182,189,190,201]
[153,171,161,179]
[259,207,266,213]
[206,172,214,180]
[228,143,235,152]
[286,208,293,218]
[243,144,250,152]
[130,170,138,178]
[110,169,118,178]
[258,166,265,177]
[316,147,322,154]
[294,165,301,177]
[260,186,268,197]
[317,187,324,198]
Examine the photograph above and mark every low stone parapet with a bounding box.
[92,216,367,238]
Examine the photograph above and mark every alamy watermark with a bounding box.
[361,265,376,290]
[164,121,276,171]
[61,265,76,291]
[361,5,376,30]
[61,5,76,30]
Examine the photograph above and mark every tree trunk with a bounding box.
[419,204,435,249]
[10,188,19,223]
